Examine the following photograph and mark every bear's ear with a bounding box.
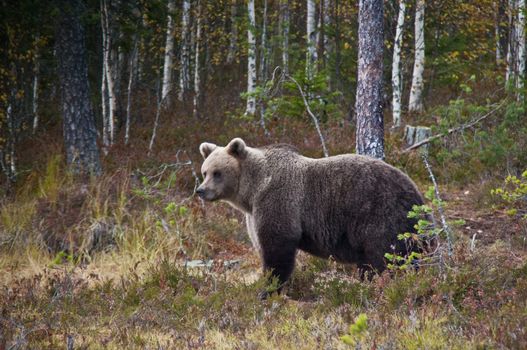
[199,142,217,159]
[226,138,247,159]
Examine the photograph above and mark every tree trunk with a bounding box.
[409,0,425,112]
[125,41,137,145]
[101,0,117,147]
[391,0,406,128]
[496,0,507,64]
[162,0,176,104]
[193,0,202,118]
[506,0,517,84]
[320,0,332,68]
[516,0,525,100]
[227,0,238,65]
[32,37,40,134]
[245,0,257,116]
[279,0,290,74]
[355,0,384,160]
[259,0,269,82]
[56,0,101,175]
[306,0,317,81]
[179,0,191,101]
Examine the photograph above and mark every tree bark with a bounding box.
[355,0,384,160]
[193,0,202,118]
[506,0,517,84]
[391,0,406,128]
[179,0,191,101]
[125,41,137,145]
[409,0,425,112]
[259,0,269,82]
[306,0,317,81]
[101,0,117,147]
[227,0,238,64]
[279,0,290,74]
[496,0,507,64]
[516,0,525,100]
[32,36,40,134]
[56,0,101,175]
[245,0,257,115]
[162,0,176,104]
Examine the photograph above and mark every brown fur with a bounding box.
[197,138,424,290]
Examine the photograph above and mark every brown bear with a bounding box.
[196,138,424,293]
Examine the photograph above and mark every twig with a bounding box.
[148,79,173,154]
[266,66,329,157]
[422,153,453,257]
[402,100,506,153]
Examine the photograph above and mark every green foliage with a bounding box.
[258,68,343,123]
[429,98,526,183]
[341,313,368,346]
[492,170,527,224]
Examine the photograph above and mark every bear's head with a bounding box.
[195,138,247,202]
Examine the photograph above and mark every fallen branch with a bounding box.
[402,100,506,153]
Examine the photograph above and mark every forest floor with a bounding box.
[1,172,526,349]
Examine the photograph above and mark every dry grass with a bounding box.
[1,115,527,349]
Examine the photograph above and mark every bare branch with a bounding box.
[402,100,506,153]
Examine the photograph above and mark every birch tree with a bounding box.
[321,0,332,67]
[56,0,101,175]
[179,0,191,101]
[245,0,257,116]
[125,41,137,145]
[227,0,238,65]
[355,0,384,160]
[162,0,176,104]
[506,0,517,83]
[516,0,525,100]
[391,0,406,128]
[32,35,40,134]
[259,0,269,82]
[409,0,425,112]
[101,0,117,148]
[279,0,290,74]
[193,0,202,118]
[306,0,317,81]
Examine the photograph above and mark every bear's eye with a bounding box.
[213,171,221,179]
[203,171,207,178]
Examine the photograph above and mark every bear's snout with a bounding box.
[195,187,206,199]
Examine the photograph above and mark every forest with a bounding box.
[1,0,527,348]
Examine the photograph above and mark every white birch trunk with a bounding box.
[506,0,517,83]
[162,0,176,103]
[193,0,202,118]
[245,0,257,116]
[179,0,191,101]
[409,0,425,112]
[516,0,525,100]
[259,0,268,82]
[101,0,116,146]
[32,46,40,134]
[306,0,317,80]
[6,102,16,180]
[391,0,406,127]
[322,0,331,63]
[125,42,137,145]
[280,0,290,74]
[227,0,238,65]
